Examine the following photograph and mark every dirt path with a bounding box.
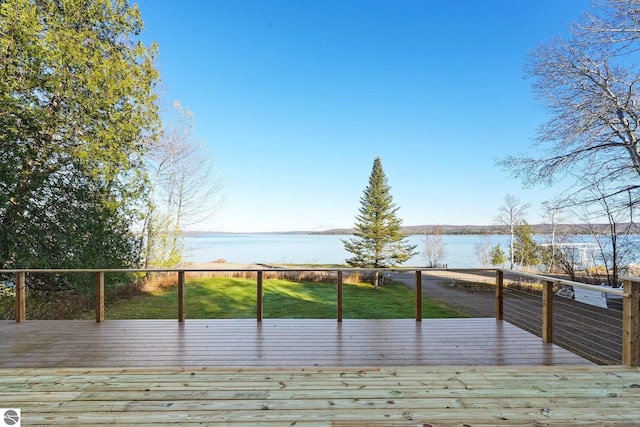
[390,270,496,317]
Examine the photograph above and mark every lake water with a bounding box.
[184,233,513,268]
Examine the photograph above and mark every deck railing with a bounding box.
[4,267,429,323]
[3,267,640,366]
[496,269,640,366]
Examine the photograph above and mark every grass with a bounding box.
[93,277,469,320]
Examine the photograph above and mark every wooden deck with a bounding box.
[4,319,640,425]
[0,318,590,368]
[2,366,640,425]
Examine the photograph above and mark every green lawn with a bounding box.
[98,277,469,320]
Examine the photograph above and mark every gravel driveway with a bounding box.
[391,269,497,317]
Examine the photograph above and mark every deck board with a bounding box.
[4,318,635,425]
[0,318,590,368]
[1,366,639,426]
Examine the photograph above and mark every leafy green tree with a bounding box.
[512,221,541,268]
[343,157,417,278]
[490,244,507,267]
[0,0,159,275]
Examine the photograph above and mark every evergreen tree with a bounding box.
[343,157,417,272]
[490,244,507,267]
[512,221,541,268]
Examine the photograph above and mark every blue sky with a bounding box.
[134,0,589,232]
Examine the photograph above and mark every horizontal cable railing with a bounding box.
[1,267,434,324]
[502,285,623,364]
[496,269,639,366]
[2,267,639,366]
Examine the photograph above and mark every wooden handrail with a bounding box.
[500,269,625,296]
[178,271,186,322]
[542,280,553,343]
[415,271,422,321]
[95,272,104,323]
[5,267,638,366]
[337,271,343,322]
[500,269,640,366]
[622,279,640,366]
[495,270,504,321]
[4,267,447,324]
[256,271,263,322]
[15,272,25,323]
[0,267,443,274]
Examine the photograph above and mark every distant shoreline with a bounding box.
[185,223,631,236]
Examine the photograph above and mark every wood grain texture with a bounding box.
[95,272,104,323]
[0,318,590,368]
[623,280,640,366]
[1,366,639,426]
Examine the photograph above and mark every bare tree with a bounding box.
[539,200,591,280]
[554,245,581,281]
[493,195,530,269]
[143,101,224,267]
[500,1,640,209]
[475,235,492,267]
[580,0,640,50]
[423,227,446,268]
[540,199,567,273]
[574,185,639,287]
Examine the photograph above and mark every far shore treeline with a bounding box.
[185,223,634,236]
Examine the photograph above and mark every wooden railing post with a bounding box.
[542,280,554,343]
[178,270,185,322]
[257,270,263,322]
[337,271,343,322]
[622,279,640,366]
[495,270,504,321]
[95,271,104,323]
[415,270,422,322]
[15,271,25,323]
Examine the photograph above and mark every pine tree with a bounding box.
[343,157,417,272]
[512,221,541,268]
[490,244,507,267]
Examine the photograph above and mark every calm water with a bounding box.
[184,233,513,268]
